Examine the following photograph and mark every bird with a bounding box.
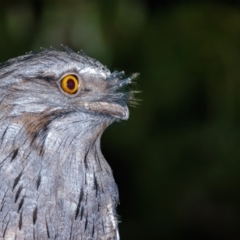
[0,47,138,240]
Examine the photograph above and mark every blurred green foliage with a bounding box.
[1,0,240,239]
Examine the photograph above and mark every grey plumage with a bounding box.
[0,49,137,239]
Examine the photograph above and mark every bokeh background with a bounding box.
[1,0,240,239]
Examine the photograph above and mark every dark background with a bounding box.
[1,0,240,239]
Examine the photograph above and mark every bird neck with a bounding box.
[0,117,119,239]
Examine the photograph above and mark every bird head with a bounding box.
[0,49,138,152]
[0,49,137,119]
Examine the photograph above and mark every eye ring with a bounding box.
[61,75,79,94]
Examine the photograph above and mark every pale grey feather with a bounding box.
[0,49,136,240]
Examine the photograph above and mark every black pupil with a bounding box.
[67,79,75,90]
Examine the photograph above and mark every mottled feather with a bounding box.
[0,49,137,240]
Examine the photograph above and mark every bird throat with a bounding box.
[0,114,119,239]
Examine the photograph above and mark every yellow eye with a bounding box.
[61,75,79,94]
